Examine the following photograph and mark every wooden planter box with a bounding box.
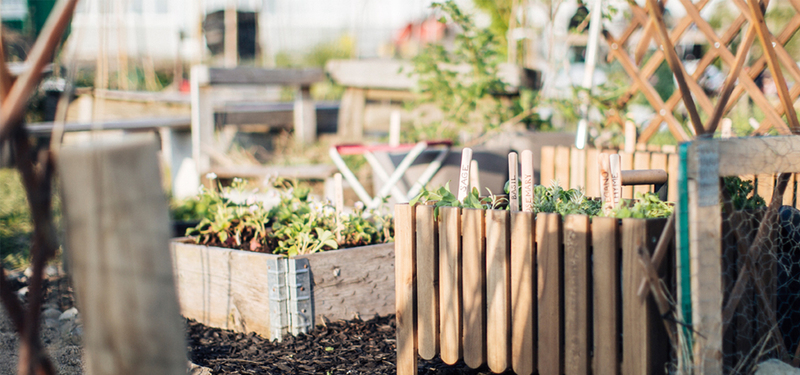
[395,204,674,375]
[171,239,395,341]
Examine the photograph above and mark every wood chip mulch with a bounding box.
[187,315,511,375]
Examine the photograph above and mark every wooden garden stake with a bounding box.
[59,135,187,375]
[609,154,622,208]
[599,153,612,214]
[521,150,534,212]
[334,173,344,243]
[469,159,480,193]
[389,110,401,147]
[508,152,519,211]
[457,147,473,202]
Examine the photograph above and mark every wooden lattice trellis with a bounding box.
[603,0,800,143]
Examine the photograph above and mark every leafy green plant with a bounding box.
[409,182,501,217]
[530,181,602,216]
[608,192,673,219]
[407,0,522,142]
[170,194,213,222]
[186,177,393,257]
[723,176,766,211]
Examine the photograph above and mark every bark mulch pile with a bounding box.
[188,315,513,375]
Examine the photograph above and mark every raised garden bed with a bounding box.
[172,239,395,341]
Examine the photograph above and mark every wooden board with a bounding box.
[668,153,679,202]
[619,151,634,199]
[585,148,600,198]
[202,66,324,86]
[395,204,417,375]
[541,146,556,187]
[172,242,277,337]
[563,215,591,375]
[511,212,536,375]
[592,217,620,375]
[688,137,800,177]
[756,174,775,204]
[783,173,795,206]
[415,205,439,359]
[486,209,511,373]
[570,147,587,190]
[439,206,462,364]
[633,151,652,196]
[555,146,571,187]
[621,219,650,375]
[295,243,396,320]
[537,213,563,375]
[60,135,187,375]
[462,208,486,368]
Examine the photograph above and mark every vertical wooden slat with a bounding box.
[622,218,649,375]
[564,215,591,375]
[570,147,587,190]
[795,174,800,210]
[486,209,511,373]
[462,208,486,368]
[541,146,556,187]
[650,152,668,197]
[555,146,571,187]
[439,206,462,365]
[586,148,600,198]
[592,217,620,375]
[783,173,795,206]
[633,152,652,196]
[415,205,438,359]
[537,213,563,375]
[668,153,679,202]
[511,211,536,375]
[756,174,775,204]
[619,151,634,199]
[395,204,417,375]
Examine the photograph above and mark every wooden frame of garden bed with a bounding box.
[171,239,395,341]
[394,205,673,375]
[684,136,800,373]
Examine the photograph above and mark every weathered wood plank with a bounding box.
[486,209,511,373]
[633,151,652,196]
[202,66,324,86]
[416,205,439,359]
[555,146,571,188]
[783,173,795,206]
[585,148,600,198]
[395,204,417,375]
[541,146,556,187]
[756,174,775,204]
[439,206,462,364]
[295,243,395,321]
[564,215,590,375]
[688,137,800,177]
[619,151,634,199]
[511,212,536,375]
[172,242,277,337]
[462,208,486,368]
[537,213,563,375]
[570,147,586,190]
[592,217,620,375]
[60,135,186,375]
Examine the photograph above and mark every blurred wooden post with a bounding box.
[58,134,187,375]
[224,0,238,67]
[625,121,636,153]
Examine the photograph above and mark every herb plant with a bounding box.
[186,177,393,257]
[723,176,766,211]
[530,182,602,216]
[608,192,673,219]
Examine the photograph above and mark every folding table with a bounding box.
[329,141,451,208]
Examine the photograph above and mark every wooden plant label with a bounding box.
[457,148,473,202]
[470,159,481,193]
[334,173,344,243]
[508,152,519,211]
[609,154,622,208]
[599,153,612,214]
[521,150,534,212]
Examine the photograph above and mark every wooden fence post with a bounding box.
[395,204,417,375]
[58,134,187,375]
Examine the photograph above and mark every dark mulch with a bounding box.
[187,315,511,375]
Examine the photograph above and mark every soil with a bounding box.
[188,315,510,375]
[0,270,510,375]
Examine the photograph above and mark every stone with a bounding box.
[59,307,78,321]
[23,267,33,278]
[42,308,61,321]
[188,362,213,375]
[755,359,800,375]
[16,286,28,299]
[45,265,59,277]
